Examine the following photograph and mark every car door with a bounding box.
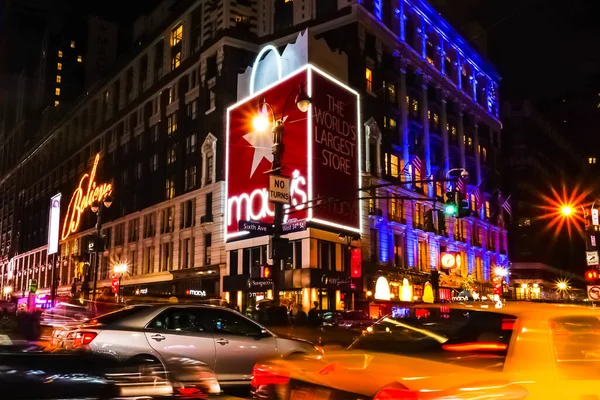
[203,308,278,383]
[144,307,216,371]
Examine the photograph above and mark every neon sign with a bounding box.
[225,62,362,240]
[61,153,112,240]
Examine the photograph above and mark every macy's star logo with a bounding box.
[243,112,288,178]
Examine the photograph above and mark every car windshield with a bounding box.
[93,305,152,325]
[551,315,600,380]
[349,307,516,371]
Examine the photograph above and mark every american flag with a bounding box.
[470,186,483,207]
[402,156,424,182]
[455,176,466,195]
[500,194,512,216]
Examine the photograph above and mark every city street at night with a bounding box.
[2,0,600,398]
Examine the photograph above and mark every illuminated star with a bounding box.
[243,115,287,178]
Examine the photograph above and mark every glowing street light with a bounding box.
[561,205,574,217]
[113,263,128,274]
[556,280,569,291]
[494,266,509,278]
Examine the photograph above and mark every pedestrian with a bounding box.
[307,301,320,326]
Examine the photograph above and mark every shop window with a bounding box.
[319,241,336,271]
[229,250,239,276]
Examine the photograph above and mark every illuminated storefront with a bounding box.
[223,40,362,313]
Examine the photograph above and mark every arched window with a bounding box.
[201,133,217,186]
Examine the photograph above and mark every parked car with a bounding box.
[251,302,600,399]
[53,303,321,387]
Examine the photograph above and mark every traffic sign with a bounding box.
[588,285,600,301]
[282,219,307,233]
[587,251,599,266]
[238,220,273,236]
[268,175,291,204]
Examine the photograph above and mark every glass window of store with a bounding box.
[319,241,337,271]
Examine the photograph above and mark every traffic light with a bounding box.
[262,265,271,279]
[444,191,458,216]
[457,197,470,218]
[586,269,599,282]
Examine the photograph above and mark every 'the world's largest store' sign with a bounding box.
[225,65,362,240]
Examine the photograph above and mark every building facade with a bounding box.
[0,0,509,312]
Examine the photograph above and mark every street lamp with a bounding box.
[112,263,128,303]
[90,195,113,308]
[252,84,311,305]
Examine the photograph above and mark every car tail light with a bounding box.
[373,383,418,400]
[442,342,507,352]
[176,387,207,398]
[501,319,516,330]
[73,332,97,348]
[250,363,289,388]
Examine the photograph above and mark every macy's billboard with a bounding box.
[225,61,361,241]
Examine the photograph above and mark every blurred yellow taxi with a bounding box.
[250,302,600,399]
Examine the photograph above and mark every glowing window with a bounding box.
[485,201,491,218]
[482,147,487,161]
[54,100,59,107]
[70,41,75,48]
[470,194,477,211]
[77,55,82,63]
[389,118,397,129]
[589,157,597,165]
[58,50,63,58]
[56,76,61,83]
[167,114,178,135]
[55,88,61,96]
[171,52,181,70]
[171,24,183,47]
[165,179,175,199]
[390,154,399,178]
[365,68,373,93]
[57,63,62,70]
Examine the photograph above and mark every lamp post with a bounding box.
[112,263,128,303]
[90,196,113,307]
[252,84,311,305]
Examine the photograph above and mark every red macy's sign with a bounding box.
[225,65,361,240]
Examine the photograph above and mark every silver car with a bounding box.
[59,304,321,387]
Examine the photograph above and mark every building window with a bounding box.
[436,181,443,197]
[55,88,60,96]
[165,178,175,199]
[589,157,597,164]
[186,133,197,154]
[135,162,143,179]
[384,153,399,178]
[143,213,156,238]
[417,240,428,270]
[167,144,177,165]
[115,223,125,246]
[167,114,177,135]
[470,193,477,211]
[57,50,63,58]
[482,147,487,162]
[414,202,423,228]
[160,207,175,234]
[168,84,177,104]
[57,62,62,70]
[171,24,183,47]
[171,52,181,70]
[77,55,82,63]
[365,67,373,93]
[54,100,59,107]
[209,89,216,110]
[70,40,75,48]
[128,219,139,242]
[485,201,491,218]
[121,170,129,185]
[206,152,214,184]
[204,233,212,265]
[151,125,159,142]
[56,75,61,83]
[136,134,143,151]
[184,166,197,190]
[161,242,172,271]
[187,100,198,119]
[387,82,396,103]
[150,154,158,171]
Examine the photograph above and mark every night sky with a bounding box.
[432,0,600,102]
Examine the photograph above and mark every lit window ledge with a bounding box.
[205,107,216,115]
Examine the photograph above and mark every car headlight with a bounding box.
[313,345,324,354]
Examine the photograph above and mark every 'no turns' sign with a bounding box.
[269,175,290,204]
